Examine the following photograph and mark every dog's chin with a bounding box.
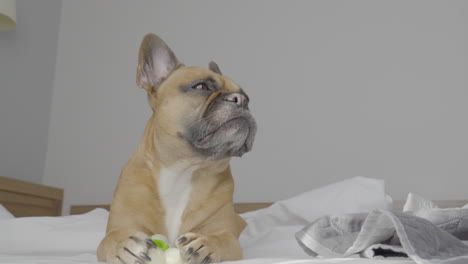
[192,114,257,159]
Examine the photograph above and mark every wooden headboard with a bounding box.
[70,200,468,215]
[0,176,64,217]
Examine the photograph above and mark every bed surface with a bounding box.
[0,254,417,264]
[0,176,467,264]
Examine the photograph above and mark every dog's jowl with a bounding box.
[97,33,257,264]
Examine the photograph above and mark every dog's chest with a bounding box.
[158,164,197,244]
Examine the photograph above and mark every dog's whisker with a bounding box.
[186,111,219,130]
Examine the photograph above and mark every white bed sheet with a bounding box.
[239,176,391,259]
[225,259,415,264]
[0,255,415,264]
[0,204,14,220]
[0,177,416,264]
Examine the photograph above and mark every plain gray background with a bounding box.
[0,0,62,184]
[1,1,467,214]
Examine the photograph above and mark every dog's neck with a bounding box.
[136,114,231,175]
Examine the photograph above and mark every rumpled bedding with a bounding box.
[296,193,468,264]
[0,177,465,264]
[0,176,392,264]
[240,176,391,259]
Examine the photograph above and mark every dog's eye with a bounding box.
[192,83,210,91]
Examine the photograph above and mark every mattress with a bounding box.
[0,255,416,264]
[0,177,423,264]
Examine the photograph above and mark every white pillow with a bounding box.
[239,176,391,259]
[0,208,108,255]
[0,204,14,219]
[403,192,439,212]
[404,193,468,211]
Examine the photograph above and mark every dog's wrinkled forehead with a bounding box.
[162,65,242,94]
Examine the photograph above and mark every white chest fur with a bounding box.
[158,163,197,244]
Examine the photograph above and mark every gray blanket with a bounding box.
[296,208,468,264]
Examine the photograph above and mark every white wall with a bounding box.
[0,0,62,183]
[44,0,468,214]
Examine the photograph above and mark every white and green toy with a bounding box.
[146,234,183,264]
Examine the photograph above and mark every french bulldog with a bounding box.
[97,33,257,264]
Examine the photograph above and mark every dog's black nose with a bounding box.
[223,92,248,107]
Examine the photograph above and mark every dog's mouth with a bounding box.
[196,118,245,145]
[192,113,257,157]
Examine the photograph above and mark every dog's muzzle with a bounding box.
[189,92,257,159]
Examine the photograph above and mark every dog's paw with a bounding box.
[176,233,219,264]
[109,232,156,264]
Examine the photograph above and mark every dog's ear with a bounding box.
[136,34,180,92]
[209,61,222,75]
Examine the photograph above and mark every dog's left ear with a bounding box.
[209,61,222,75]
[137,34,180,92]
